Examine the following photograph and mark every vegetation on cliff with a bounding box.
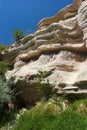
[0,43,6,52]
[13,99,87,130]
[0,60,9,75]
[0,43,16,129]
[13,30,23,41]
[1,0,87,129]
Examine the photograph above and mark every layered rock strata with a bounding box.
[3,0,87,104]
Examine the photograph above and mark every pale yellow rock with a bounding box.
[3,0,87,104]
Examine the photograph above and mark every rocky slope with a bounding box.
[2,0,87,105]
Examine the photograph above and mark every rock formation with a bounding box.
[2,0,87,105]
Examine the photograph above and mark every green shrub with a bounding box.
[13,29,23,41]
[0,43,6,52]
[0,60,9,75]
[0,77,16,127]
[0,77,14,105]
[54,110,87,130]
[71,99,87,116]
[13,103,87,130]
[0,109,18,128]
[13,102,60,130]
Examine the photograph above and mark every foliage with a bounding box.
[13,29,23,41]
[36,71,54,101]
[71,98,87,116]
[0,78,14,105]
[0,43,6,52]
[0,60,9,75]
[0,109,18,128]
[13,102,60,130]
[13,102,87,130]
[0,77,15,128]
[53,110,87,130]
[52,96,69,111]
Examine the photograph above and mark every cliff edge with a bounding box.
[2,0,87,104]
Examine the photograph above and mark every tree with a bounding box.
[0,77,15,126]
[0,78,13,104]
[0,58,14,110]
[13,29,23,41]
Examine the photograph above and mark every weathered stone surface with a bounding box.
[3,0,87,104]
[77,0,87,47]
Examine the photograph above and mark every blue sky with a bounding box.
[0,0,73,45]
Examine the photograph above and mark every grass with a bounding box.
[1,98,87,130]
[71,98,87,116]
[54,110,87,130]
[13,101,87,130]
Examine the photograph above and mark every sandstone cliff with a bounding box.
[2,0,87,105]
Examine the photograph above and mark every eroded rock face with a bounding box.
[3,0,87,104]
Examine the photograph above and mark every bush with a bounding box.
[0,109,18,128]
[13,103,87,130]
[0,78,14,105]
[71,99,87,116]
[13,102,60,130]
[0,60,9,75]
[0,77,15,127]
[54,110,87,130]
[0,43,6,52]
[13,29,23,41]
